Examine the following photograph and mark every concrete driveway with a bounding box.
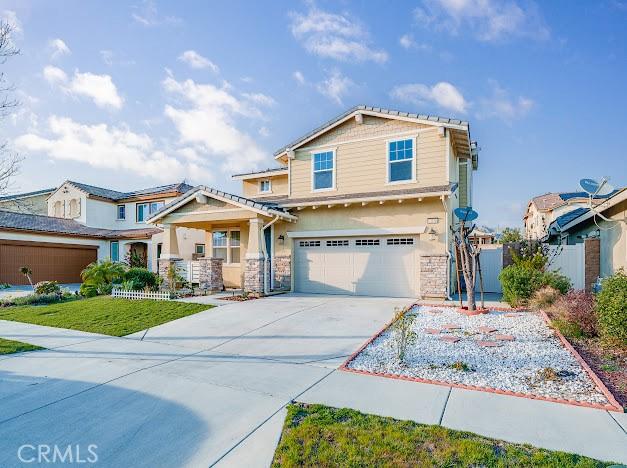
[0,294,408,467]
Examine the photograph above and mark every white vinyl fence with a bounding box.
[547,244,585,290]
[475,247,503,293]
[111,289,171,301]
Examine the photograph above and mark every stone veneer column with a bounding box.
[158,258,181,290]
[198,257,224,292]
[584,238,600,292]
[420,254,448,299]
[244,218,265,294]
[272,255,292,291]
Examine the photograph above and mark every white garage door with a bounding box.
[294,236,419,297]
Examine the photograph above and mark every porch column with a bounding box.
[158,224,182,289]
[198,257,224,292]
[244,218,265,293]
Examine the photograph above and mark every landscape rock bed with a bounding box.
[346,306,611,406]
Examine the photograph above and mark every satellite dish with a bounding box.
[580,178,614,197]
[454,207,478,222]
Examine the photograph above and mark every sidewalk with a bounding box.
[297,370,627,464]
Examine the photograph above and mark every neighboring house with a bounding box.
[149,105,478,299]
[468,226,496,247]
[0,181,203,285]
[544,188,627,277]
[524,191,615,240]
[0,188,56,215]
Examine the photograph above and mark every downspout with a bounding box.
[441,195,453,300]
[262,215,281,295]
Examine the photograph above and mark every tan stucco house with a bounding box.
[148,105,478,299]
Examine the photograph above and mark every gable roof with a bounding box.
[64,181,194,201]
[0,188,56,201]
[554,207,590,228]
[232,167,288,180]
[0,210,160,239]
[531,190,620,212]
[146,186,298,223]
[273,105,471,159]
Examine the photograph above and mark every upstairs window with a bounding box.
[312,150,334,191]
[136,201,165,222]
[117,204,126,220]
[388,138,414,183]
[259,180,271,193]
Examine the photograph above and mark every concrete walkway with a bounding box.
[0,294,625,467]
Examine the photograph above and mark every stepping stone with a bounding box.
[424,328,441,334]
[426,309,443,315]
[476,340,502,347]
[504,313,520,318]
[440,336,460,343]
[495,334,515,341]
[441,324,462,330]
[477,326,497,334]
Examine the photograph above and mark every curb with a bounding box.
[339,304,624,413]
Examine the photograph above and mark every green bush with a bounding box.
[80,260,126,296]
[596,269,627,344]
[34,281,61,295]
[125,268,157,291]
[499,265,571,307]
[2,292,79,307]
[79,283,99,298]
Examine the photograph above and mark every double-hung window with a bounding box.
[212,229,240,264]
[117,204,126,220]
[259,180,271,193]
[388,138,415,183]
[312,150,334,191]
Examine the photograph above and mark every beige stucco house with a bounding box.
[0,188,56,215]
[149,106,478,299]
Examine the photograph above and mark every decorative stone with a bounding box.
[426,309,443,315]
[440,336,460,343]
[158,258,182,290]
[495,334,515,341]
[272,255,291,291]
[476,340,501,347]
[442,324,461,330]
[419,254,448,299]
[244,257,265,293]
[477,326,497,334]
[424,328,441,334]
[198,257,223,292]
[504,313,520,318]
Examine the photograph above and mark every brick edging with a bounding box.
[339,304,624,413]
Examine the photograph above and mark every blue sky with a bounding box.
[1,0,626,227]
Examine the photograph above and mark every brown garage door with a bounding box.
[0,239,98,285]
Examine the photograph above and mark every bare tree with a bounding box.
[0,20,21,197]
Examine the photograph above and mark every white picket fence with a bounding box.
[111,289,171,301]
[547,244,585,290]
[173,260,200,283]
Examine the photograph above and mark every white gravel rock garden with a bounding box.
[347,305,610,406]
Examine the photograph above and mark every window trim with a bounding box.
[117,204,126,221]
[259,179,272,194]
[212,228,241,265]
[110,241,119,262]
[310,148,336,192]
[194,243,206,256]
[385,137,417,185]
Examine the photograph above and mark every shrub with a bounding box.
[8,293,78,307]
[80,260,126,296]
[34,281,61,295]
[0,283,10,289]
[596,269,627,344]
[499,264,571,307]
[125,268,157,291]
[79,283,99,298]
[541,271,571,294]
[389,307,416,363]
[529,286,561,311]
[549,290,597,337]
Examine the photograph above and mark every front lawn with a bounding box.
[272,404,611,467]
[0,296,210,336]
[0,337,43,354]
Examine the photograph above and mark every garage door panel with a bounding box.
[295,237,419,298]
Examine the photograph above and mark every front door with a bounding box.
[264,226,273,290]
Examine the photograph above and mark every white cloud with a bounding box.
[131,0,182,27]
[316,69,354,106]
[242,92,276,107]
[178,50,219,73]
[293,70,306,85]
[289,7,388,63]
[399,34,432,52]
[43,65,68,85]
[14,116,187,181]
[258,126,270,137]
[477,80,534,122]
[42,66,124,109]
[162,75,268,173]
[99,50,135,66]
[390,82,468,114]
[48,38,71,59]
[414,0,549,42]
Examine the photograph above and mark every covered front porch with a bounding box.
[147,187,296,294]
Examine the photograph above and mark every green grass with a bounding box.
[0,296,210,336]
[0,337,43,354]
[272,404,613,467]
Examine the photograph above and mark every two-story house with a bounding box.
[149,105,478,299]
[0,181,204,285]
